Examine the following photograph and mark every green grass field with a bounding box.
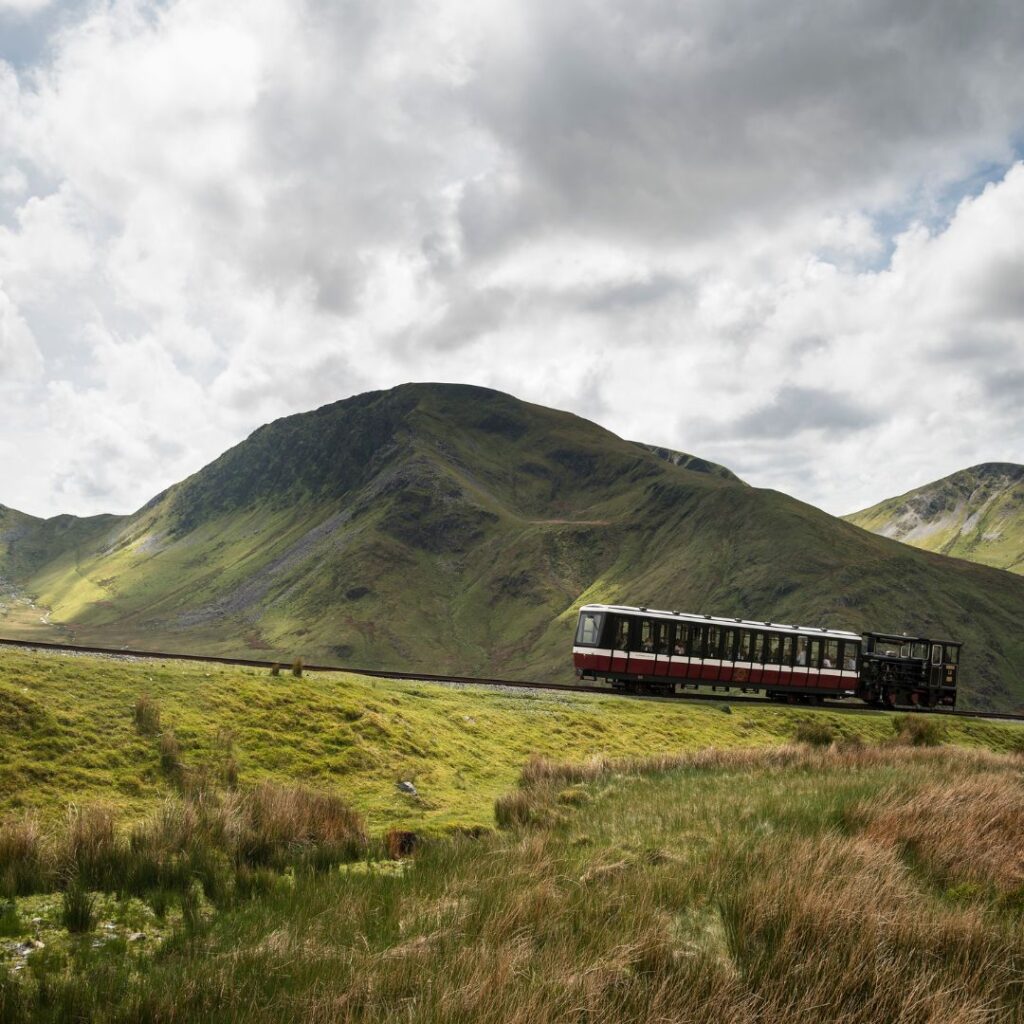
[5,740,1024,1021]
[5,647,1024,1021]
[3,646,1022,834]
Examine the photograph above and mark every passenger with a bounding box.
[796,646,807,666]
[674,642,686,655]
[822,656,833,668]
[845,656,857,670]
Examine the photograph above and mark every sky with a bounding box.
[0,0,1022,519]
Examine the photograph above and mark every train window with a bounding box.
[840,641,859,670]
[823,639,839,668]
[795,637,809,666]
[781,636,794,665]
[944,645,959,665]
[767,634,782,664]
[737,630,752,661]
[639,619,655,652]
[652,621,669,654]
[712,626,729,659]
[691,626,705,658]
[911,642,928,659]
[575,612,604,647]
[673,625,690,656]
[808,639,822,668]
[931,644,941,666]
[722,628,738,661]
[754,633,765,661]
[613,617,630,650]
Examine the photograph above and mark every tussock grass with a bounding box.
[61,878,96,933]
[892,713,946,746]
[0,783,366,903]
[860,773,1024,896]
[159,730,182,776]
[133,694,161,735]
[4,744,1024,1021]
[793,719,834,746]
[0,815,47,898]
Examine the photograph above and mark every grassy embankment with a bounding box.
[5,740,1024,1021]
[3,646,1023,832]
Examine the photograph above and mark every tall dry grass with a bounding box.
[0,782,367,902]
[860,773,1024,895]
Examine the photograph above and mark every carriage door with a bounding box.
[610,616,631,677]
[651,619,671,679]
[928,644,943,689]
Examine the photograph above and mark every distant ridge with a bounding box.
[3,384,1024,710]
[845,463,1024,575]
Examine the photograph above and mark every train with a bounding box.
[573,604,961,709]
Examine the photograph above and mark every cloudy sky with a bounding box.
[1,0,1022,519]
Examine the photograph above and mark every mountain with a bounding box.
[845,464,1024,576]
[2,383,1024,710]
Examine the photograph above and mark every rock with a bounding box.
[128,931,146,942]
[396,780,417,796]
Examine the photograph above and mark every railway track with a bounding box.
[1,635,1022,723]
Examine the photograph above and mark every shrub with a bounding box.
[269,664,281,677]
[133,694,161,735]
[291,658,304,679]
[794,720,835,747]
[61,879,96,933]
[892,715,945,747]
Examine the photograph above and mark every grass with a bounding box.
[0,782,367,902]
[4,743,1024,1021]
[2,643,1024,1019]
[3,646,1024,836]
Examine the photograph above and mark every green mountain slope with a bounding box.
[2,384,1024,710]
[845,464,1024,575]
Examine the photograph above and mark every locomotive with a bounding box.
[573,604,961,709]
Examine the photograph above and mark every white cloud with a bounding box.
[0,0,53,15]
[0,284,43,387]
[0,0,1021,518]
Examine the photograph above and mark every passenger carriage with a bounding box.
[573,604,959,708]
